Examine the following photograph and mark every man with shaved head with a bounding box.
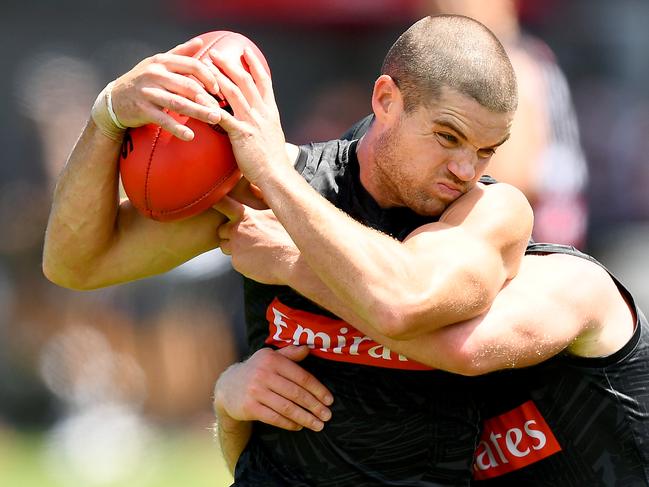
[46,15,535,485]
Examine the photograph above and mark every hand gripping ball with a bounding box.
[119,31,270,221]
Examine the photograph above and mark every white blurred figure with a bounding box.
[39,325,156,486]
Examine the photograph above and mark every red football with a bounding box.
[119,31,270,221]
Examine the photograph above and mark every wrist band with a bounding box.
[105,81,127,130]
[91,81,127,141]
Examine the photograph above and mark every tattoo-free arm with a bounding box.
[282,252,633,375]
[263,175,533,340]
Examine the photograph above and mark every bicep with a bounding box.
[394,256,588,375]
[438,182,533,278]
[398,183,533,326]
[87,201,226,287]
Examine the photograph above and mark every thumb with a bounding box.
[213,195,245,222]
[168,37,203,56]
[248,183,266,206]
[276,345,310,362]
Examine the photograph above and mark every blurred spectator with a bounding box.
[288,79,370,144]
[425,0,589,248]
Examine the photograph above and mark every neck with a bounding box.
[356,132,394,208]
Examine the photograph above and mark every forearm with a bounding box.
[282,253,472,371]
[260,167,514,338]
[285,252,597,376]
[215,410,252,475]
[43,119,123,288]
[259,166,431,334]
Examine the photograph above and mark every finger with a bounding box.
[140,102,194,140]
[212,105,242,135]
[227,180,267,209]
[248,183,265,203]
[243,47,275,106]
[273,356,334,407]
[219,239,231,256]
[209,55,252,114]
[168,37,204,56]
[153,55,219,95]
[263,391,325,432]
[210,50,262,108]
[141,87,220,125]
[153,68,217,102]
[266,373,332,424]
[254,403,303,431]
[276,345,310,362]
[217,219,235,240]
[213,195,245,222]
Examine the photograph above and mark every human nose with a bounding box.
[447,152,477,182]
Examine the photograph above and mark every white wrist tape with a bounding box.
[91,81,127,141]
[105,81,127,130]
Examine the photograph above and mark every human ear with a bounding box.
[371,75,403,123]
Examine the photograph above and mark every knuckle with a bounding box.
[152,53,167,65]
[299,372,317,389]
[168,97,181,112]
[266,410,282,425]
[277,401,293,416]
[184,77,202,95]
[292,386,313,406]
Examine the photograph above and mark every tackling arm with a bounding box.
[207,46,533,340]
[282,251,634,375]
[263,176,533,340]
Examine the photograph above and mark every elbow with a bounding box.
[42,255,96,291]
[441,347,496,377]
[372,308,410,340]
[447,336,510,376]
[370,296,434,341]
[448,359,492,377]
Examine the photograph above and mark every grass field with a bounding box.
[0,428,233,487]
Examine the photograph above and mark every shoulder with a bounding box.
[289,139,353,176]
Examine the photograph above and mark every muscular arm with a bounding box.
[43,38,270,290]
[221,179,532,340]
[210,48,533,340]
[220,199,632,376]
[298,182,529,341]
[42,119,228,289]
[282,251,634,375]
[214,411,252,475]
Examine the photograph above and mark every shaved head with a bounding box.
[381,15,517,113]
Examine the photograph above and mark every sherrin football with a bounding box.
[119,31,270,221]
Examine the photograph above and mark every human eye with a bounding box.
[436,132,458,146]
[477,147,496,159]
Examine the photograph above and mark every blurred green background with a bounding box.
[0,429,232,486]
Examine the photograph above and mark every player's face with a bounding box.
[373,87,513,216]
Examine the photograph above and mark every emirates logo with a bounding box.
[265,298,431,370]
[473,400,562,480]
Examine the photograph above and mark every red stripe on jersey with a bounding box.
[265,298,432,370]
[473,400,562,480]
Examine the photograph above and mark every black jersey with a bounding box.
[234,139,483,486]
[471,243,649,486]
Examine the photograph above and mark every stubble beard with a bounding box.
[373,127,447,216]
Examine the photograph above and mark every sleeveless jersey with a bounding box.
[471,243,649,486]
[234,138,484,486]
